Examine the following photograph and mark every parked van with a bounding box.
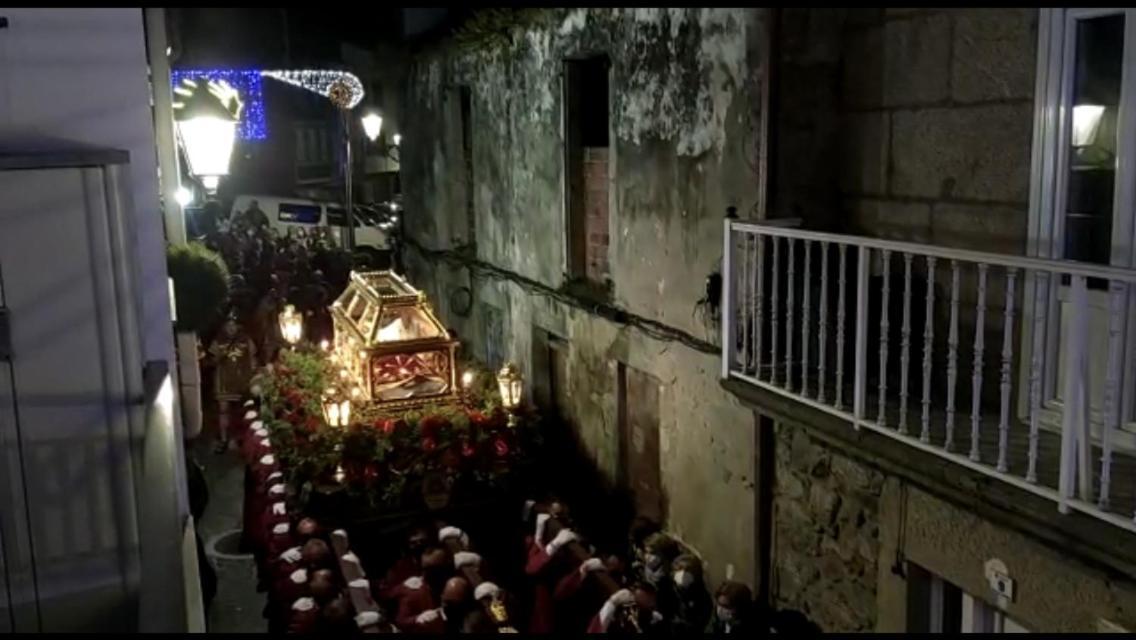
[229,194,389,253]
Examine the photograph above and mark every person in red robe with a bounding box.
[554,552,628,633]
[374,525,432,605]
[586,582,665,634]
[524,501,581,633]
[393,546,456,633]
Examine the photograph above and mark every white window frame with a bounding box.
[1022,8,1136,439]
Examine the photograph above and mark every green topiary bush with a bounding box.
[167,242,230,337]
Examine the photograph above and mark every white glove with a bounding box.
[579,557,604,576]
[454,551,481,569]
[349,578,369,589]
[244,410,257,421]
[251,420,264,430]
[545,529,579,556]
[474,581,500,601]
[522,499,536,522]
[244,399,256,407]
[402,576,423,590]
[438,526,464,542]
[355,611,380,627]
[268,471,283,481]
[259,454,275,466]
[272,523,290,535]
[290,568,308,584]
[342,551,360,565]
[292,597,315,612]
[599,589,634,630]
[271,502,286,516]
[534,513,550,544]
[258,438,272,448]
[280,546,302,563]
[269,484,286,496]
[415,608,441,624]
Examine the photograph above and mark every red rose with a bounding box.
[493,438,509,457]
[421,437,437,453]
[375,419,396,435]
[461,441,476,458]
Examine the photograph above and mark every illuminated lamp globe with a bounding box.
[175,186,194,207]
[172,77,242,193]
[361,112,383,142]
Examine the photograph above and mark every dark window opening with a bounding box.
[278,202,322,224]
[564,55,611,285]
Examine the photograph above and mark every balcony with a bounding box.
[721,219,1136,535]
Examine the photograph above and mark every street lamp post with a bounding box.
[172,77,242,195]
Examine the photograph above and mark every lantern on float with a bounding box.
[279,304,303,346]
[322,388,352,428]
[497,363,523,417]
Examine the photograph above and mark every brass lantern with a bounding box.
[497,363,523,410]
[279,304,303,346]
[322,388,352,428]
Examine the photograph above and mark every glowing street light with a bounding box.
[361,112,383,142]
[175,186,194,207]
[172,77,242,194]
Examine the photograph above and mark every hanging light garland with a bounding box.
[261,69,365,110]
[171,68,367,140]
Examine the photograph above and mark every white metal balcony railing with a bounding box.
[721,219,1136,534]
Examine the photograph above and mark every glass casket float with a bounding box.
[330,271,459,409]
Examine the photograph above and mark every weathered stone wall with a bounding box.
[400,8,766,589]
[774,8,1038,253]
[876,480,1136,632]
[767,9,1044,631]
[773,424,884,631]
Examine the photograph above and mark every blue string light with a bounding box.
[172,69,267,140]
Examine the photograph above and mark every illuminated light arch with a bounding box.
[170,68,367,141]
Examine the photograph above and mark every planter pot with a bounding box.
[176,331,203,440]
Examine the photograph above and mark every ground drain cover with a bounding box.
[207,528,251,560]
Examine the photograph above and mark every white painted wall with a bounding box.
[0,8,175,368]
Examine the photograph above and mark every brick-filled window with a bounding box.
[564,56,611,285]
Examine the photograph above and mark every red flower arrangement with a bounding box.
[421,437,437,453]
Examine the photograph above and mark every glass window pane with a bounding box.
[1064,13,1124,267]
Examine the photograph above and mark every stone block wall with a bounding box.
[837,8,1038,252]
[773,424,884,632]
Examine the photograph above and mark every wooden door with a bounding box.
[619,363,663,522]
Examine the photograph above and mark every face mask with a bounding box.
[674,569,694,589]
[717,606,734,622]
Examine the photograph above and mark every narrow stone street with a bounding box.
[191,432,265,633]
